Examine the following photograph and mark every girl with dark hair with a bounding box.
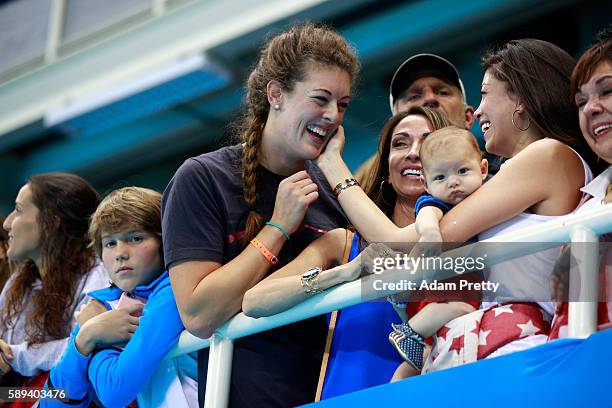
[312,38,597,369]
[0,173,107,390]
[162,23,359,407]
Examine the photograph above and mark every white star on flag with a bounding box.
[493,305,514,317]
[478,329,491,346]
[465,317,478,334]
[517,320,540,338]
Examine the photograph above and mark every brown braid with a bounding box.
[241,114,266,242]
[237,23,359,242]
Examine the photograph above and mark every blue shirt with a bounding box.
[321,233,403,399]
[42,272,187,408]
[415,193,452,216]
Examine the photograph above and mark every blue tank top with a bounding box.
[321,233,403,399]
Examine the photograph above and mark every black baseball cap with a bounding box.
[389,53,467,111]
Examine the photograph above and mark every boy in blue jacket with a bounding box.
[43,187,197,407]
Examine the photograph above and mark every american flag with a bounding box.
[423,303,549,373]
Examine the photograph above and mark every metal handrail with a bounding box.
[165,204,612,407]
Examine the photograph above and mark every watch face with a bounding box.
[302,267,321,280]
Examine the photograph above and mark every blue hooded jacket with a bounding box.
[42,271,186,407]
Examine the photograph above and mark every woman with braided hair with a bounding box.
[162,23,359,407]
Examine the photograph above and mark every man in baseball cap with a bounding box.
[354,53,501,183]
[389,53,474,129]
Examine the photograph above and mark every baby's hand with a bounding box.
[419,227,443,243]
[417,232,443,257]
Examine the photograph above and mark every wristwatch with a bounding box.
[301,267,323,294]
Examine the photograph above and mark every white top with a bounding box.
[0,262,108,376]
[138,353,199,408]
[551,165,612,339]
[580,165,612,209]
[478,149,593,319]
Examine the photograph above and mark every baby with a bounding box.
[389,126,488,378]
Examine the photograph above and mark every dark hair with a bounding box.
[0,173,100,344]
[482,38,596,169]
[571,26,612,97]
[0,215,10,291]
[362,106,451,218]
[238,22,360,242]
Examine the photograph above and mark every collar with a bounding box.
[88,271,169,304]
[581,166,612,202]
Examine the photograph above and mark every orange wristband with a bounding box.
[250,238,279,265]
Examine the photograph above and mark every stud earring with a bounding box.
[274,104,280,110]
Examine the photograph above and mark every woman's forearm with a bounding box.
[318,158,417,243]
[243,260,359,317]
[243,228,354,317]
[171,225,289,338]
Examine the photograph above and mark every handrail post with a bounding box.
[567,226,599,338]
[204,333,234,408]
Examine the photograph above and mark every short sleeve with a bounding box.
[162,158,226,268]
[415,193,451,216]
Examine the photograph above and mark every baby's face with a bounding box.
[423,145,486,205]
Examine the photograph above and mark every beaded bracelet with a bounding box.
[265,221,290,240]
[333,178,360,197]
[250,238,279,265]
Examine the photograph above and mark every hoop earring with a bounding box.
[379,179,394,206]
[512,109,530,131]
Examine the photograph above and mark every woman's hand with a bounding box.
[550,245,608,302]
[270,171,319,235]
[316,125,345,171]
[0,339,13,378]
[75,304,142,356]
[325,256,362,283]
[360,243,400,276]
[75,298,107,327]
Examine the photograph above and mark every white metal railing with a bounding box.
[166,204,612,408]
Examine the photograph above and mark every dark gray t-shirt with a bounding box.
[162,144,348,407]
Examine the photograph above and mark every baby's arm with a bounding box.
[410,302,476,338]
[415,206,444,243]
